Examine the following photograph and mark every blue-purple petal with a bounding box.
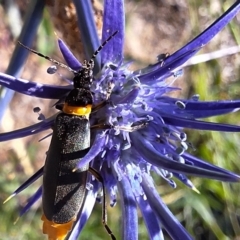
[114,171,138,240]
[58,38,82,71]
[19,186,42,217]
[158,97,240,118]
[136,196,164,240]
[101,0,125,65]
[0,115,55,141]
[139,49,198,83]
[183,153,240,179]
[0,72,71,99]
[9,167,43,198]
[161,114,240,132]
[142,174,193,240]
[139,1,240,83]
[115,87,140,105]
[169,1,240,62]
[131,131,240,182]
[76,133,106,169]
[173,173,196,190]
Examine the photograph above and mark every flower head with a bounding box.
[1,1,240,239]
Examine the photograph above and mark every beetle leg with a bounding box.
[92,81,115,113]
[92,101,109,113]
[91,119,149,132]
[88,167,116,240]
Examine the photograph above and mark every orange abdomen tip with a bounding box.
[41,215,76,240]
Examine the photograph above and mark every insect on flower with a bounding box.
[22,31,121,240]
[3,30,139,240]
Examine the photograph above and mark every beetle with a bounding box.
[17,31,118,240]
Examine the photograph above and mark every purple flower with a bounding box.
[1,1,240,239]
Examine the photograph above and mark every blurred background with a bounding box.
[0,0,240,239]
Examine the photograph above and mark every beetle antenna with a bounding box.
[87,31,119,67]
[18,41,77,74]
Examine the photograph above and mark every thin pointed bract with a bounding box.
[139,1,240,83]
[58,38,82,71]
[0,115,56,141]
[116,173,138,240]
[1,0,240,240]
[0,72,71,99]
[142,174,193,240]
[3,167,43,204]
[101,0,125,65]
[19,186,42,217]
[131,131,240,182]
[136,196,164,240]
